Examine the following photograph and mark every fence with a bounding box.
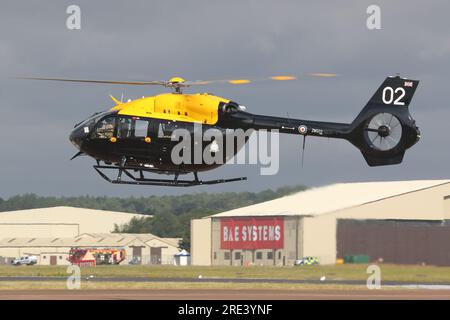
[0,256,14,265]
[130,255,177,265]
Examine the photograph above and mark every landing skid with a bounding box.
[93,164,247,187]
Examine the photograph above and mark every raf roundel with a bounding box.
[298,125,308,135]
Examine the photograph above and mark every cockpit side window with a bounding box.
[93,116,116,139]
[92,115,150,140]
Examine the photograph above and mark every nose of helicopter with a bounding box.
[69,126,87,150]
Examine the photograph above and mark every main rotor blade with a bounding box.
[185,76,293,86]
[186,73,338,86]
[307,73,338,77]
[15,72,338,88]
[15,77,165,86]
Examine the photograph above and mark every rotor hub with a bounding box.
[168,77,186,84]
[378,125,390,137]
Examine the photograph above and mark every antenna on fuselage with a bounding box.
[301,135,307,168]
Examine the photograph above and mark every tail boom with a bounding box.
[218,75,420,167]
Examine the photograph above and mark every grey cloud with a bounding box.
[0,0,449,197]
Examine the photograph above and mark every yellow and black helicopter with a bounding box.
[20,74,420,186]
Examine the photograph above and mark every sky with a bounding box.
[0,0,449,197]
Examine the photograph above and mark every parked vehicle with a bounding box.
[128,256,141,265]
[294,256,319,266]
[11,256,38,266]
[68,248,125,266]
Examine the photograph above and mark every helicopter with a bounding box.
[19,74,420,187]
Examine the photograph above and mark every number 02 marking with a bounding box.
[382,87,405,105]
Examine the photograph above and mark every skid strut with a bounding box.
[93,164,246,187]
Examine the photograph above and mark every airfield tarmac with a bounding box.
[2,288,450,300]
[2,265,450,299]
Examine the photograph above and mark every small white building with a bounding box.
[174,249,191,266]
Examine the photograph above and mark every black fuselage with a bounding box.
[70,83,421,175]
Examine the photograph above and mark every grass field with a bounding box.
[1,264,450,283]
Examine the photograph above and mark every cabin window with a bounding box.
[117,117,133,139]
[93,116,115,139]
[158,121,179,138]
[256,251,262,260]
[134,120,149,137]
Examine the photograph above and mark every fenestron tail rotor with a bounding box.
[364,112,403,151]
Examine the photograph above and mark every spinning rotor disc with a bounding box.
[15,73,338,92]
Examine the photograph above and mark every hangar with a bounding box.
[0,233,181,265]
[0,206,182,265]
[0,206,147,237]
[191,180,450,266]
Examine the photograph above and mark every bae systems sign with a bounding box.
[220,217,284,249]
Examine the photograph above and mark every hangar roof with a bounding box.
[0,232,180,249]
[0,206,149,221]
[78,233,181,248]
[0,236,136,247]
[0,206,148,235]
[210,180,450,218]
